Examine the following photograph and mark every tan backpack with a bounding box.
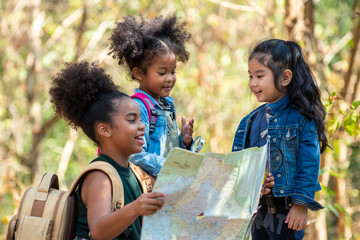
[6,161,152,240]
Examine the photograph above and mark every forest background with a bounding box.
[0,0,359,239]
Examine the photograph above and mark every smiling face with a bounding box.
[136,52,177,102]
[248,58,286,103]
[105,97,145,160]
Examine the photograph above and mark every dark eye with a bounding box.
[158,72,166,76]
[171,71,176,75]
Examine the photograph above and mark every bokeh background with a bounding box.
[0,0,359,239]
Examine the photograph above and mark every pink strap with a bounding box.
[131,92,156,122]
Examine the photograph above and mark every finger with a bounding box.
[287,219,293,229]
[145,200,164,209]
[148,192,166,198]
[189,118,194,127]
[148,198,165,207]
[266,176,274,181]
[265,181,275,187]
[181,116,186,127]
[296,223,303,231]
[262,188,270,195]
[290,218,299,230]
[300,219,307,230]
[285,213,290,224]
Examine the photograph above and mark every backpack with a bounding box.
[6,161,152,240]
[131,92,161,135]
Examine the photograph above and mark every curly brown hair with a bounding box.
[49,61,129,145]
[108,14,191,79]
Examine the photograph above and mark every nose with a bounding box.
[166,73,175,82]
[249,78,257,88]
[138,120,145,130]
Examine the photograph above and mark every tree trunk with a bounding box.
[334,2,360,238]
[317,152,332,240]
[26,0,44,183]
[284,0,305,41]
[57,129,78,188]
[335,131,352,239]
[341,0,360,101]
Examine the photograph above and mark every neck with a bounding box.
[139,87,160,102]
[99,148,129,168]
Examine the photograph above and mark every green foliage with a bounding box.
[325,91,360,138]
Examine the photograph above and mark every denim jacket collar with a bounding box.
[266,95,290,116]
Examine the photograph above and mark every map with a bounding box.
[141,145,268,240]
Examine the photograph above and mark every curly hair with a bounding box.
[49,61,129,145]
[108,14,191,79]
[249,39,328,153]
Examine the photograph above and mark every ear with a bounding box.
[97,123,112,138]
[281,69,292,87]
[132,67,144,81]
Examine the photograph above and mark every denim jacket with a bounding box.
[232,95,324,211]
[129,88,186,176]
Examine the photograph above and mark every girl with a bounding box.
[108,14,194,178]
[232,39,327,240]
[49,61,165,240]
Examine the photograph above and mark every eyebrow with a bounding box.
[248,69,266,74]
[157,65,177,70]
[126,112,138,117]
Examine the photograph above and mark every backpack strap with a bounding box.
[131,92,158,134]
[69,161,124,211]
[130,162,153,193]
[29,173,61,218]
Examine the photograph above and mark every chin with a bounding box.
[135,147,143,154]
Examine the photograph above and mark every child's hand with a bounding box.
[181,116,194,147]
[134,192,166,216]
[285,204,308,231]
[149,175,157,186]
[262,173,275,195]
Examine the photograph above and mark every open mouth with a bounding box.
[163,86,172,90]
[254,90,262,95]
[135,134,144,141]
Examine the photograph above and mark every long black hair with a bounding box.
[49,61,129,145]
[249,39,328,152]
[108,14,191,79]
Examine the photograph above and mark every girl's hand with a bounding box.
[181,116,194,147]
[262,173,275,195]
[134,192,166,216]
[285,204,308,231]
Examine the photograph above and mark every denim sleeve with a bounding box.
[289,119,324,211]
[129,150,166,177]
[129,98,166,177]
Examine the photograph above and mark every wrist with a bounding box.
[184,138,193,149]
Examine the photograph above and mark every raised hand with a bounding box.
[181,116,194,147]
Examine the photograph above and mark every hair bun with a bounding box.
[49,61,117,128]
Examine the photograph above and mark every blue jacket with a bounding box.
[232,95,324,211]
[129,88,186,176]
